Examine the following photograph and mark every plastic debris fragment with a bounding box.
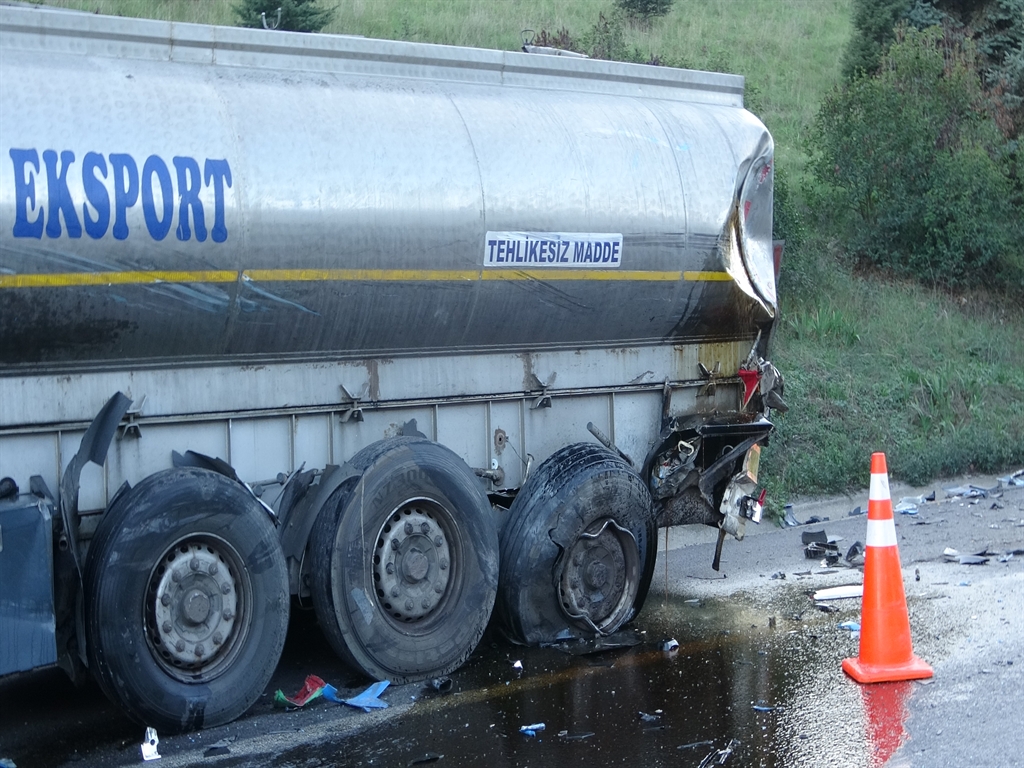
[141,727,161,762]
[894,500,919,515]
[274,675,326,708]
[998,469,1024,487]
[845,541,864,565]
[512,660,523,671]
[813,584,863,601]
[661,638,680,652]
[752,704,776,712]
[559,731,595,740]
[639,711,661,722]
[519,723,546,737]
[847,505,864,516]
[427,677,453,694]
[323,680,390,711]
[838,621,861,632]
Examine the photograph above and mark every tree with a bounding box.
[232,0,335,33]
[842,0,913,79]
[614,0,674,23]
[813,26,1020,289]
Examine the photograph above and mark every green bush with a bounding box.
[614,0,674,22]
[232,0,334,32]
[811,26,1020,290]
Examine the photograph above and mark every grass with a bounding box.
[32,0,1024,506]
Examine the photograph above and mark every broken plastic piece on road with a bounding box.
[274,675,326,708]
[639,711,661,722]
[141,727,161,761]
[323,680,390,711]
[838,621,861,632]
[751,704,777,712]
[0,759,15,768]
[997,553,1015,563]
[559,731,595,740]
[547,629,641,655]
[813,584,863,601]
[661,638,680,652]
[846,541,864,565]
[512,660,523,671]
[957,555,989,565]
[801,529,828,545]
[944,484,999,499]
[519,723,546,737]
[203,736,235,757]
[848,505,865,516]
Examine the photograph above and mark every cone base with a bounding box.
[842,655,934,684]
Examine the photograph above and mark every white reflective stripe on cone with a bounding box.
[869,471,891,501]
[866,518,898,548]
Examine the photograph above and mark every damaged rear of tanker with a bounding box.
[0,3,787,732]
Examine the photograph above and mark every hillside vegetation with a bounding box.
[38,0,1024,506]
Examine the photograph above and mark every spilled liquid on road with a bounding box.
[281,592,912,767]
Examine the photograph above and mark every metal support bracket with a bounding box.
[339,383,368,423]
[697,361,721,398]
[118,394,147,439]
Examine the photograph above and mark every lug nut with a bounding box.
[162,621,172,633]
[175,640,185,652]
[391,539,400,551]
[420,522,430,534]
[221,582,231,595]
[195,644,205,657]
[190,558,201,571]
[434,536,443,547]
[213,632,223,646]
[208,562,218,575]
[405,599,413,611]
[405,521,413,535]
[386,562,395,575]
[222,609,234,620]
[439,559,448,571]
[391,587,400,598]
[161,593,172,606]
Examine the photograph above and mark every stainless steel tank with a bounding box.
[0,4,776,372]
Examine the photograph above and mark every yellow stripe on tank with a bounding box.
[0,268,732,288]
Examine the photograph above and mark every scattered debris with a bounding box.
[942,547,993,566]
[847,505,864,516]
[770,571,786,580]
[801,529,827,545]
[698,738,741,767]
[558,731,595,740]
[548,630,641,656]
[639,711,661,722]
[998,469,1024,487]
[813,584,863,601]
[678,740,715,751]
[274,675,326,708]
[324,680,390,711]
[661,638,680,652]
[512,660,523,672]
[845,541,864,565]
[141,727,161,762]
[838,621,861,632]
[998,553,1015,563]
[519,723,545,737]
[944,484,1000,499]
[894,500,919,515]
[957,555,989,566]
[426,677,453,694]
[752,704,777,712]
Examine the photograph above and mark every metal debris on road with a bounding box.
[407,753,443,765]
[661,638,680,652]
[426,677,453,694]
[944,484,1000,499]
[141,727,161,762]
[639,711,662,722]
[519,723,545,737]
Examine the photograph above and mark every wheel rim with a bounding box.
[145,535,251,682]
[373,498,455,625]
[558,518,639,634]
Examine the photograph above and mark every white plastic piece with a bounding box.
[141,727,161,761]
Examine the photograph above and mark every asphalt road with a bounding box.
[1,470,1021,767]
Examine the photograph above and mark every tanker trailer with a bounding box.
[0,3,786,731]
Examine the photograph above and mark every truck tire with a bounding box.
[310,438,498,682]
[496,442,655,645]
[83,468,289,732]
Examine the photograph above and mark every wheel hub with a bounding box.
[375,506,451,622]
[559,517,639,633]
[149,540,240,672]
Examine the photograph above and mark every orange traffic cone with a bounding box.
[842,452,933,683]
